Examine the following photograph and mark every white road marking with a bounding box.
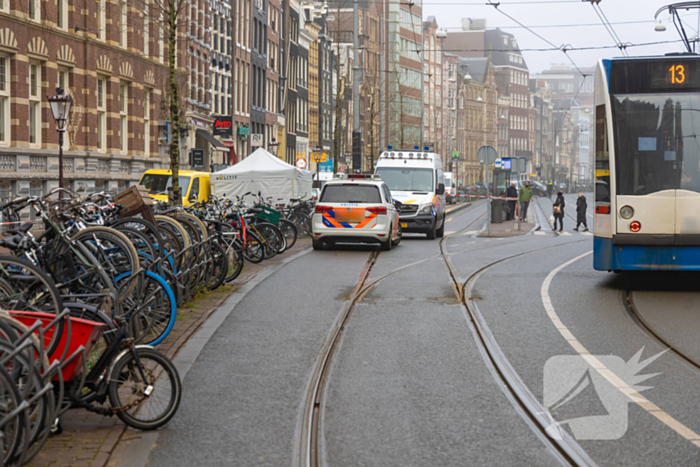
[462,230,478,235]
[534,231,546,236]
[581,231,593,236]
[542,252,700,449]
[559,232,572,236]
[447,217,454,222]
[446,231,456,235]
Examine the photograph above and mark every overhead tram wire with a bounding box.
[586,0,629,56]
[418,39,685,54]
[486,0,585,78]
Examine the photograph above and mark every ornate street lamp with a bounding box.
[268,138,280,157]
[47,87,73,191]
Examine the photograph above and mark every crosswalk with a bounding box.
[534,231,546,236]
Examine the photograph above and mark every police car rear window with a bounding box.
[320,185,381,203]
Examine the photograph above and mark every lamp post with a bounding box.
[268,138,280,157]
[312,148,323,185]
[47,87,73,191]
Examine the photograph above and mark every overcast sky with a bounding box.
[424,0,696,73]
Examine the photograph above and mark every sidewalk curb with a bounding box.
[445,201,473,216]
[106,247,314,467]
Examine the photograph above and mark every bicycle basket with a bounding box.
[254,206,281,224]
[51,245,79,283]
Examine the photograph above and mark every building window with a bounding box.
[97,77,106,151]
[29,62,41,146]
[0,56,9,144]
[120,83,128,153]
[144,0,150,55]
[57,0,68,29]
[0,0,8,13]
[120,0,128,48]
[28,0,39,21]
[144,89,150,156]
[97,0,106,40]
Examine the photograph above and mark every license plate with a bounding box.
[400,223,408,228]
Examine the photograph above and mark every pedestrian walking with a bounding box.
[552,191,565,232]
[574,193,589,232]
[546,181,553,200]
[506,182,518,220]
[518,181,533,221]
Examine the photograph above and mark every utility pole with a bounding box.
[379,3,385,154]
[351,0,362,173]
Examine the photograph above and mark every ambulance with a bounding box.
[374,150,446,239]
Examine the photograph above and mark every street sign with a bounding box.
[296,158,307,169]
[190,148,205,168]
[212,116,233,137]
[477,145,497,165]
[251,134,263,147]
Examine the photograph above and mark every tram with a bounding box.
[594,56,700,271]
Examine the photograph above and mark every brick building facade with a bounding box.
[0,0,176,198]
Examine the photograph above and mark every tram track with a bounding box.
[297,200,593,467]
[440,225,595,466]
[624,291,700,373]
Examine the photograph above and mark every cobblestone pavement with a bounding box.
[29,238,311,467]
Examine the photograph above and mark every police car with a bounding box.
[312,174,402,250]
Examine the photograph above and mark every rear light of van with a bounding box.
[367,207,387,215]
[314,206,332,214]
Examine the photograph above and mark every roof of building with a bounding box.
[456,57,489,83]
[484,29,528,71]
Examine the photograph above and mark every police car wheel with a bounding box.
[426,220,437,240]
[312,239,324,250]
[392,226,402,246]
[436,219,445,238]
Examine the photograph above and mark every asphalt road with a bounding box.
[144,196,700,466]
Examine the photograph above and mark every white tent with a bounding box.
[210,148,313,204]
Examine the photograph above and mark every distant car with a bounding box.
[528,181,548,197]
[312,174,402,251]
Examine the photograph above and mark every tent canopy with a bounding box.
[210,148,313,204]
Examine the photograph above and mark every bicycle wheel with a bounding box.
[70,227,140,303]
[109,218,164,259]
[0,255,64,356]
[116,271,176,346]
[242,232,265,263]
[224,240,244,283]
[289,212,312,238]
[206,242,228,290]
[107,346,181,430]
[278,218,297,251]
[253,223,284,259]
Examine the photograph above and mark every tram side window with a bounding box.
[612,94,700,195]
[595,104,610,203]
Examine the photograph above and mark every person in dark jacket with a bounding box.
[552,191,565,232]
[574,193,589,232]
[506,182,518,220]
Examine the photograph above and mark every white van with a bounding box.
[374,150,446,239]
[444,172,456,204]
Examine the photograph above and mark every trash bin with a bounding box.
[491,199,503,223]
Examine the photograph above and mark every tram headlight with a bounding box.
[620,205,634,219]
[630,221,641,233]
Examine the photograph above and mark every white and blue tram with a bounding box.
[594,56,700,271]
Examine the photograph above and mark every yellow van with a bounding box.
[138,169,212,207]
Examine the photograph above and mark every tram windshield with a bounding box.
[612,94,700,195]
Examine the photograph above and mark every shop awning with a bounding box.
[196,129,228,152]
